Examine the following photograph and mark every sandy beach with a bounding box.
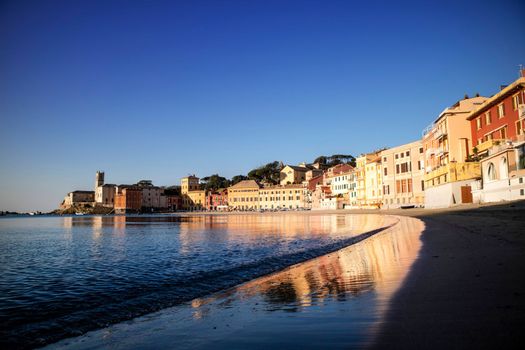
[373,201,525,349]
[43,202,525,349]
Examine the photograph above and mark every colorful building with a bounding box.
[422,96,487,208]
[465,71,525,203]
[280,164,312,185]
[206,188,228,211]
[259,184,306,210]
[114,186,142,214]
[227,180,260,210]
[181,175,206,210]
[467,74,525,157]
[354,152,383,208]
[380,140,425,209]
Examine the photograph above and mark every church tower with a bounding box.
[95,171,105,189]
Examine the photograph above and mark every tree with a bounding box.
[230,175,248,185]
[313,154,356,167]
[247,161,281,184]
[200,174,230,191]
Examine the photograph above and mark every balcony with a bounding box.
[473,139,505,155]
[424,162,481,184]
[435,129,447,140]
[425,148,436,158]
[436,146,449,158]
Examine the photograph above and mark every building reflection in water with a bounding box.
[46,215,423,349]
[183,215,423,346]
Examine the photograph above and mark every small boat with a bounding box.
[400,205,415,209]
[75,212,85,216]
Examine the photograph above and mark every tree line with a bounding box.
[199,154,355,191]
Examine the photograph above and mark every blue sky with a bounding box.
[1,0,524,211]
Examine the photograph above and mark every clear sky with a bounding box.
[1,0,524,212]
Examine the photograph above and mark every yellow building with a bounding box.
[422,96,487,208]
[355,152,383,208]
[181,175,206,210]
[228,180,260,210]
[280,165,310,185]
[259,184,306,210]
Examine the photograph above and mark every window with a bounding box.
[476,117,482,130]
[501,126,507,139]
[485,111,491,125]
[395,154,399,159]
[384,168,388,176]
[513,94,520,110]
[419,147,423,154]
[406,151,410,157]
[421,180,425,191]
[396,164,400,174]
[486,162,496,181]
[517,120,524,136]
[498,103,505,118]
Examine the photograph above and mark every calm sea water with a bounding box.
[0,214,388,349]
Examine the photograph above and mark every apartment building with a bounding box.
[380,140,425,209]
[467,74,525,157]
[355,152,382,208]
[466,72,525,203]
[422,96,487,208]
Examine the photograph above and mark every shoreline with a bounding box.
[46,214,425,349]
[372,201,525,348]
[39,201,525,348]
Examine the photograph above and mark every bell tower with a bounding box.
[95,171,105,189]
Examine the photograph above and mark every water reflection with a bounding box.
[1,213,395,349]
[46,215,423,350]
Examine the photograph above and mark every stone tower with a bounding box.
[95,171,105,189]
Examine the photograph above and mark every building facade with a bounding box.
[206,189,228,211]
[258,184,306,210]
[471,140,525,203]
[422,96,487,208]
[467,75,525,157]
[280,165,310,185]
[380,140,425,209]
[61,191,95,209]
[228,180,260,210]
[114,186,142,214]
[181,175,206,210]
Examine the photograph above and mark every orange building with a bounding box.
[114,186,143,214]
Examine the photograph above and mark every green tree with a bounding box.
[200,174,230,191]
[247,161,281,184]
[230,174,248,185]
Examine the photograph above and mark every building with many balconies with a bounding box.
[422,95,488,208]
